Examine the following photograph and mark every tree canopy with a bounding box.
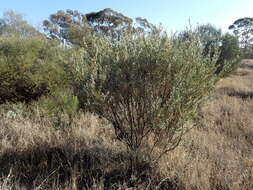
[229,17,253,51]
[178,24,241,74]
[195,24,222,56]
[43,8,157,46]
[0,10,38,36]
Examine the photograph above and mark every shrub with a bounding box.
[215,33,242,75]
[68,30,219,173]
[38,89,79,129]
[194,24,242,75]
[0,35,67,104]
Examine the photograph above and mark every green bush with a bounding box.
[67,31,219,171]
[194,24,242,75]
[0,35,67,104]
[37,89,79,129]
[215,33,242,75]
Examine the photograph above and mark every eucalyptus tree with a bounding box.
[0,10,38,36]
[43,8,157,46]
[229,17,253,54]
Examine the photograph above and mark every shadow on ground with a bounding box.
[217,87,253,100]
[0,145,182,190]
[240,59,253,70]
[233,70,249,76]
[0,146,105,189]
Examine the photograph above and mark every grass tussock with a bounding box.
[0,60,253,190]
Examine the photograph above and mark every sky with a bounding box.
[0,0,252,33]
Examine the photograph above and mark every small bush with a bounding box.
[38,89,79,129]
[68,30,220,173]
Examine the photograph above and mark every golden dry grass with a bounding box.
[0,113,127,190]
[157,59,253,190]
[0,60,253,189]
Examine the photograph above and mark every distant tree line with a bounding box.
[42,8,158,46]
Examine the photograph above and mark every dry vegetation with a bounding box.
[158,60,253,190]
[0,60,253,190]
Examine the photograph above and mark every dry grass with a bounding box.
[157,60,253,190]
[0,60,253,189]
[0,113,130,189]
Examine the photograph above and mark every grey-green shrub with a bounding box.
[68,30,219,169]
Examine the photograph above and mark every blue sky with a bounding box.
[0,0,252,32]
